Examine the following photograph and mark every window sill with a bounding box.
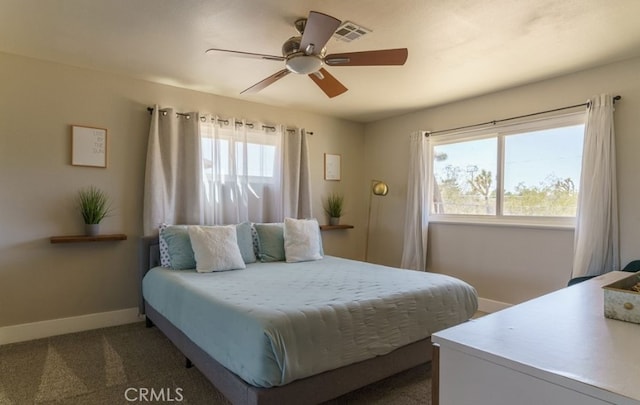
[429,215,575,230]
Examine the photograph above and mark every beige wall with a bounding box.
[3,50,639,328]
[0,52,366,328]
[364,56,640,305]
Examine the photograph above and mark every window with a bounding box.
[431,112,585,225]
[235,140,277,178]
[198,120,283,224]
[200,126,278,180]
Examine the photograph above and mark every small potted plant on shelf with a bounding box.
[77,185,111,236]
[324,193,344,226]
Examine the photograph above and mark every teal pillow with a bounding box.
[161,225,196,270]
[254,223,285,262]
[236,222,257,264]
[162,223,258,268]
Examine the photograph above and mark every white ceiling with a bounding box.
[2,0,640,122]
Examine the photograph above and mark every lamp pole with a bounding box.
[364,180,389,261]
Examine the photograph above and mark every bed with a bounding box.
[138,222,477,405]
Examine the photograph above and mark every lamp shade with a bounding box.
[372,181,389,196]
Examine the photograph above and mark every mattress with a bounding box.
[142,256,477,388]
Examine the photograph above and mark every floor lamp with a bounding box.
[364,180,389,261]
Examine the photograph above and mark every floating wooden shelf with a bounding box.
[50,234,127,244]
[319,224,354,231]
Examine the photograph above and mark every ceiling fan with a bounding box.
[205,11,408,98]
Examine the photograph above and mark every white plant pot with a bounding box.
[85,224,100,236]
[329,217,340,226]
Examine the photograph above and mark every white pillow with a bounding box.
[188,225,246,272]
[283,218,323,263]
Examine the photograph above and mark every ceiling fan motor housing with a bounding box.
[282,36,324,74]
[282,36,302,56]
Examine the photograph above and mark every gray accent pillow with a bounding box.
[254,223,285,262]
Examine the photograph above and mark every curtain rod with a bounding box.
[425,95,621,136]
[146,107,312,134]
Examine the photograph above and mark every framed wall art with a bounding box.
[324,153,341,181]
[71,125,107,168]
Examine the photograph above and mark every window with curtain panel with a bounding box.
[430,111,586,227]
[143,106,311,236]
[199,117,283,225]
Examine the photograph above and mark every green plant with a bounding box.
[324,193,344,218]
[77,186,112,224]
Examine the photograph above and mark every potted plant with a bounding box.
[77,185,111,236]
[324,193,344,225]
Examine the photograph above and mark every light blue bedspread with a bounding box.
[143,256,477,388]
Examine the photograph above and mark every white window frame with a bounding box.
[429,111,586,229]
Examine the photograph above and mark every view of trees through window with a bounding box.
[433,137,497,215]
[432,122,585,217]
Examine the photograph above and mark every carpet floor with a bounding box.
[0,322,432,404]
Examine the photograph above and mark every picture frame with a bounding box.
[324,153,341,181]
[71,125,107,168]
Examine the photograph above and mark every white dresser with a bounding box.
[432,271,640,405]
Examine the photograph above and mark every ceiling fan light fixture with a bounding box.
[325,57,351,65]
[286,54,322,74]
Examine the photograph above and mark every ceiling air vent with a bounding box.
[333,21,371,42]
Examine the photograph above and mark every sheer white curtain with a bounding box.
[401,132,432,271]
[143,107,312,235]
[199,117,283,225]
[571,94,619,278]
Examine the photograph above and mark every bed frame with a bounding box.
[138,236,433,405]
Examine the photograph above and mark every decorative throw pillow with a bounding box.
[235,222,257,264]
[250,223,261,258]
[159,223,171,268]
[283,218,323,263]
[188,225,246,272]
[254,223,286,262]
[160,224,196,270]
[160,223,258,268]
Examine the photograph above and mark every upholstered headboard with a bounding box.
[138,235,160,314]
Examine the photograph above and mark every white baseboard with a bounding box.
[0,307,143,345]
[478,297,512,313]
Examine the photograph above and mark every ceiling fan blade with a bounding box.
[299,11,341,55]
[241,69,290,94]
[308,68,347,98]
[325,48,408,66]
[206,48,284,62]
